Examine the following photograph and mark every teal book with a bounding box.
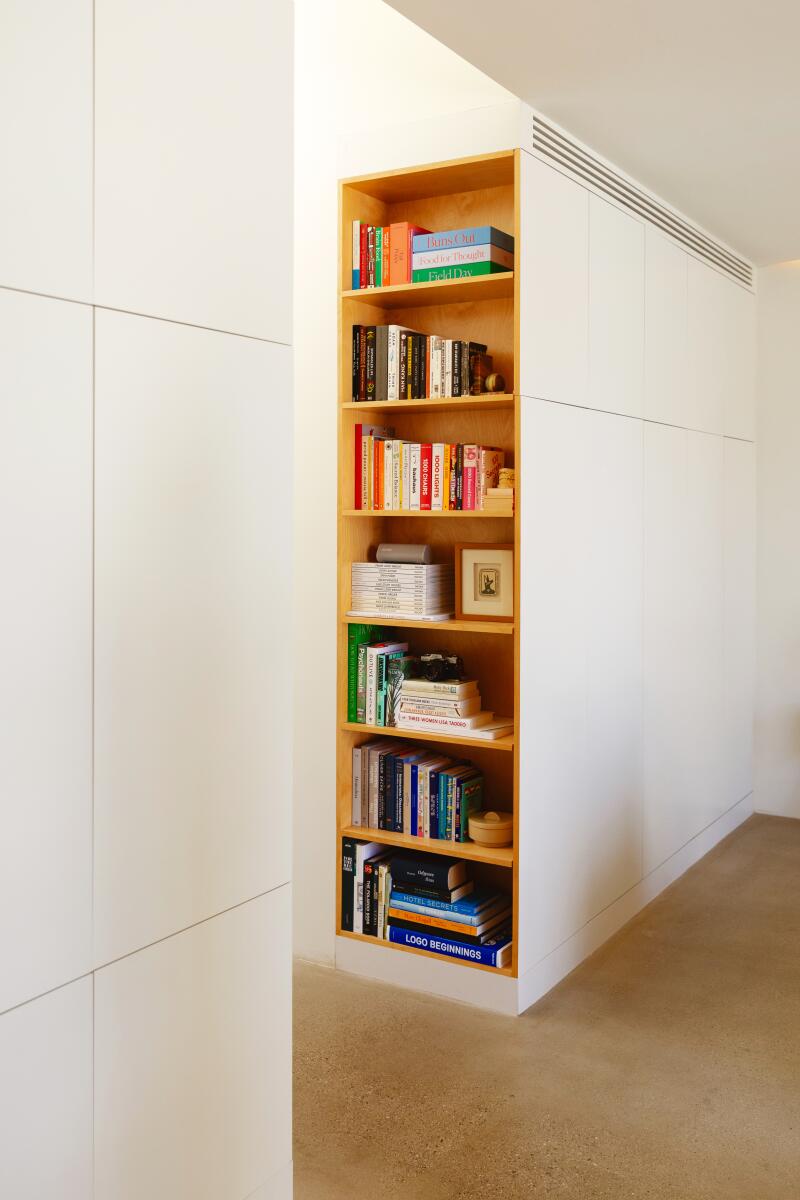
[412,262,511,283]
[376,649,405,726]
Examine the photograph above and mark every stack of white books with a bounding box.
[394,678,514,741]
[349,562,454,621]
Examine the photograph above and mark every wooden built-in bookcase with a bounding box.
[336,150,520,979]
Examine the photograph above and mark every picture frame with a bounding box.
[454,543,514,622]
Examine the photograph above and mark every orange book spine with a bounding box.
[382,227,390,286]
[388,907,489,936]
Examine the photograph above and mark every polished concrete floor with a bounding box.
[294,814,800,1199]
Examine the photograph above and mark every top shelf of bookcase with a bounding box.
[341,272,514,310]
[341,150,516,204]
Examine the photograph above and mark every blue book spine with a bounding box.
[391,888,495,916]
[411,225,514,255]
[437,773,448,841]
[352,268,359,288]
[388,924,510,967]
[389,898,482,926]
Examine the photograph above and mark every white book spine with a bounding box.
[430,337,442,399]
[444,340,453,397]
[401,443,411,509]
[431,443,444,511]
[352,746,362,824]
[365,650,378,725]
[409,444,421,510]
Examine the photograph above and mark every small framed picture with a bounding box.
[455,543,514,622]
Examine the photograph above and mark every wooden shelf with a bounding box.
[342,509,513,519]
[343,614,514,636]
[341,721,514,752]
[341,272,514,309]
[337,929,515,977]
[340,824,514,868]
[341,394,515,414]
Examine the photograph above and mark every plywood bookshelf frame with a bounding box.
[336,149,521,979]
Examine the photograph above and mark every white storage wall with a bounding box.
[0,2,293,1197]
[517,150,757,1002]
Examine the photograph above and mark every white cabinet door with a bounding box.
[95,0,293,341]
[0,979,93,1200]
[588,195,644,417]
[643,424,726,872]
[644,228,689,428]
[95,888,292,1200]
[0,0,92,301]
[94,310,292,965]
[723,283,757,441]
[519,153,588,405]
[0,290,93,1013]
[687,258,727,435]
[518,399,643,974]
[723,438,756,805]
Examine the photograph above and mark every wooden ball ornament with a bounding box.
[484,372,506,393]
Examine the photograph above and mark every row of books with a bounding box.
[352,737,484,841]
[354,423,505,511]
[352,326,493,402]
[350,222,514,290]
[346,626,406,726]
[349,562,454,620]
[341,843,513,969]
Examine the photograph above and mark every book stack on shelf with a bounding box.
[352,325,496,401]
[354,423,506,511]
[411,226,514,283]
[395,674,513,741]
[351,221,430,289]
[351,737,485,841]
[482,468,515,517]
[350,221,514,289]
[349,561,454,622]
[341,841,513,969]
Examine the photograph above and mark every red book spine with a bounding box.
[420,444,432,510]
[354,426,364,509]
[359,225,368,290]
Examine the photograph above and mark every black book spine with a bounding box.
[352,326,361,402]
[341,837,357,932]
[394,758,404,833]
[456,444,464,510]
[391,856,457,891]
[411,334,421,399]
[362,859,379,931]
[365,326,377,400]
[399,332,408,399]
[384,753,396,832]
[452,340,462,397]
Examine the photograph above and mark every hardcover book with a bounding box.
[411,226,515,254]
[387,923,513,968]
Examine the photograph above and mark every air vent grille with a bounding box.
[529,115,753,289]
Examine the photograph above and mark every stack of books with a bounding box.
[340,838,395,938]
[411,226,514,283]
[351,221,430,290]
[349,562,454,621]
[354,423,505,511]
[387,855,513,968]
[395,676,514,742]
[351,738,485,840]
[352,325,492,401]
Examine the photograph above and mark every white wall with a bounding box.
[0,2,293,1196]
[755,262,800,819]
[292,0,514,965]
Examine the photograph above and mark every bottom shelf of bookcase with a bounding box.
[337,928,515,977]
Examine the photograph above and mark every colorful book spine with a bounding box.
[387,924,512,967]
[462,444,479,510]
[375,226,383,290]
[412,262,510,283]
[359,224,368,289]
[412,226,515,254]
[420,444,432,510]
[352,220,361,288]
[412,243,515,271]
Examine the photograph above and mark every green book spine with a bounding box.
[375,226,383,288]
[412,262,509,283]
[459,776,484,841]
[349,624,384,722]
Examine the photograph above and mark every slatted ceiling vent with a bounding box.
[529,114,754,289]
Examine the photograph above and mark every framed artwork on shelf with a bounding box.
[454,543,514,622]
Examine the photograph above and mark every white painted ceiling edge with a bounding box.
[385,0,800,267]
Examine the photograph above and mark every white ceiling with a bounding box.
[386,0,800,266]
